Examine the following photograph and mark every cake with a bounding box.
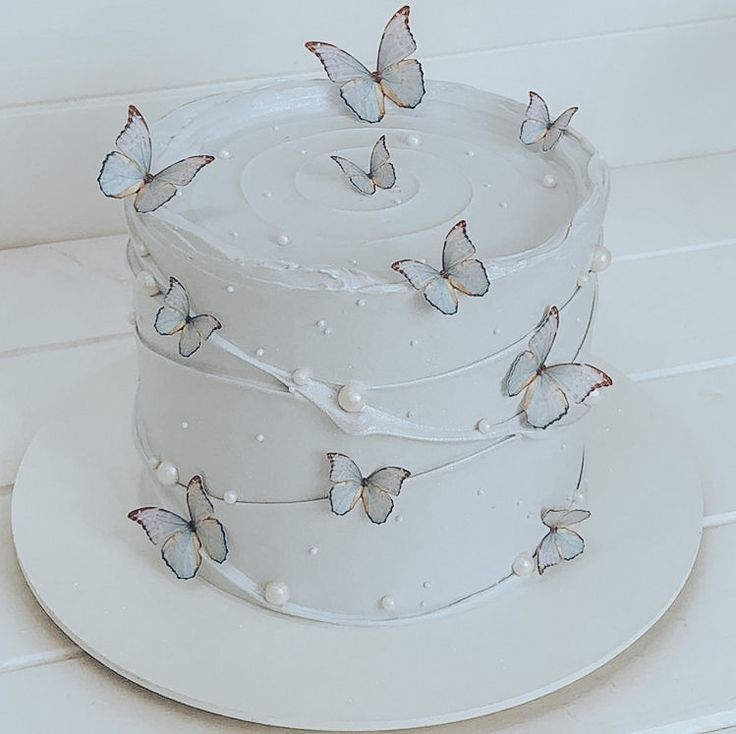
[99,6,612,624]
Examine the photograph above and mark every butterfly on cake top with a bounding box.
[97,105,214,213]
[520,91,578,152]
[327,453,411,524]
[533,506,590,574]
[128,475,228,579]
[306,5,425,123]
[331,135,396,195]
[505,306,612,429]
[392,220,490,315]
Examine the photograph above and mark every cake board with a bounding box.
[11,356,703,731]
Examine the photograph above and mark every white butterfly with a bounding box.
[519,91,578,152]
[331,135,396,195]
[154,277,222,358]
[391,220,490,315]
[327,453,411,525]
[505,306,612,429]
[305,5,425,123]
[534,507,590,574]
[98,105,214,213]
[128,475,228,580]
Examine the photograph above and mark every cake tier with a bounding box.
[128,79,608,622]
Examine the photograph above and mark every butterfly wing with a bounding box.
[534,530,561,574]
[377,5,416,70]
[545,363,612,404]
[161,528,202,579]
[542,106,578,152]
[554,528,586,561]
[185,476,228,563]
[441,220,475,272]
[366,466,411,497]
[369,136,396,190]
[327,453,364,516]
[154,277,190,335]
[505,350,540,397]
[447,261,490,297]
[117,105,152,174]
[529,306,559,364]
[522,370,569,429]
[542,507,591,529]
[178,314,222,358]
[154,155,214,186]
[340,77,386,124]
[423,277,459,315]
[361,485,395,524]
[391,260,441,291]
[97,151,145,199]
[128,507,189,544]
[520,91,551,146]
[379,60,425,110]
[331,155,376,195]
[134,180,178,214]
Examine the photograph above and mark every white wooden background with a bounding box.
[2,2,736,732]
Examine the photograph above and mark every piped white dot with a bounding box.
[181,421,189,430]
[542,173,558,188]
[406,410,415,419]
[465,150,475,157]
[516,499,523,506]
[394,514,404,523]
[482,182,492,189]
[323,327,333,336]
[230,231,240,238]
[573,489,586,504]
[477,489,485,496]
[275,234,290,246]
[255,434,265,442]
[224,490,238,504]
[492,326,501,336]
[137,271,159,297]
[409,338,419,347]
[255,347,265,357]
[393,198,403,205]
[356,299,367,307]
[420,600,428,608]
[422,581,431,589]
[262,191,273,198]
[218,148,231,159]
[226,285,235,294]
[307,546,319,556]
[298,149,307,155]
[406,134,421,147]
[272,124,280,131]
[316,319,326,328]
[498,200,509,209]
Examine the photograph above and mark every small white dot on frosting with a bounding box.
[356,299,366,307]
[316,319,326,328]
[349,259,358,266]
[264,581,289,605]
[224,490,238,504]
[255,434,265,442]
[181,421,189,429]
[526,511,533,519]
[183,118,193,126]
[255,347,265,357]
[218,149,231,159]
[409,339,419,346]
[323,327,333,336]
[175,190,182,197]
[272,124,280,131]
[574,489,586,504]
[570,263,577,271]
[155,461,178,486]
[298,149,307,155]
[516,499,523,506]
[226,285,235,294]
[393,198,403,205]
[542,173,558,188]
[422,581,431,589]
[482,182,492,189]
[406,410,414,419]
[492,326,501,335]
[465,150,475,157]
[420,600,428,608]
[477,488,485,496]
[308,546,319,556]
[577,273,591,287]
[406,134,421,147]
[275,234,290,246]
[262,191,273,198]
[512,552,535,576]
[230,231,239,238]
[380,595,396,611]
[476,418,492,434]
[498,200,509,209]
[395,514,404,523]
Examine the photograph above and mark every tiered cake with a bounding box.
[104,7,612,625]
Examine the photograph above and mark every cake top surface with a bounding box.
[137,79,605,292]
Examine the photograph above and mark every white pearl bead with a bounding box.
[406,134,421,147]
[181,421,189,429]
[542,173,558,188]
[275,234,290,246]
[316,319,326,328]
[380,595,396,611]
[307,546,319,556]
[420,600,427,608]
[255,348,265,357]
[262,191,273,198]
[223,490,238,504]
[291,368,310,386]
[218,148,231,159]
[230,231,240,238]
[422,581,431,589]
[409,339,419,347]
[156,461,179,486]
[492,326,501,335]
[322,327,333,336]
[406,410,414,419]
[226,285,235,294]
[498,200,509,209]
[147,456,161,470]
[476,418,492,434]
[255,434,265,442]
[573,489,586,504]
[338,382,367,412]
[298,149,307,155]
[272,124,280,131]
[137,271,159,296]
[356,299,366,307]
[465,150,475,157]
[482,182,492,189]
[512,552,535,576]
[590,245,612,272]
[264,581,290,606]
[577,273,590,288]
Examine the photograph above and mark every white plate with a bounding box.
[11,357,702,731]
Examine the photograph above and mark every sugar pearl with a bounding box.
[477,418,492,434]
[542,173,558,188]
[255,348,265,357]
[255,434,265,442]
[422,581,431,589]
[156,461,179,486]
[226,285,235,294]
[316,319,326,328]
[356,299,366,307]
[380,595,396,611]
[181,421,189,429]
[406,134,421,147]
[275,234,290,246]
[262,191,273,198]
[218,148,231,159]
[230,231,240,238]
[498,200,509,209]
[322,327,333,336]
[409,339,419,346]
[338,382,367,412]
[291,368,311,386]
[573,489,587,504]
[264,581,290,606]
[465,150,475,157]
[492,326,501,335]
[308,546,319,556]
[223,490,238,504]
[590,245,612,272]
[137,271,159,296]
[512,552,535,576]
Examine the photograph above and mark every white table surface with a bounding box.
[1,151,735,733]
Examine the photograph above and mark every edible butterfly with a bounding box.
[331,135,396,195]
[505,306,612,429]
[327,453,411,525]
[534,507,591,574]
[98,105,214,213]
[154,276,222,358]
[391,220,490,315]
[305,5,425,123]
[519,91,578,152]
[128,475,228,580]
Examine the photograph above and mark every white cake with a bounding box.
[117,71,611,624]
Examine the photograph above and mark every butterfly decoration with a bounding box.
[505,306,612,429]
[128,475,228,580]
[391,220,490,315]
[327,453,411,525]
[97,105,214,213]
[534,507,591,574]
[331,135,397,195]
[305,5,425,123]
[519,91,578,152]
[154,276,222,358]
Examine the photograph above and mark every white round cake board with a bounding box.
[11,356,702,731]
